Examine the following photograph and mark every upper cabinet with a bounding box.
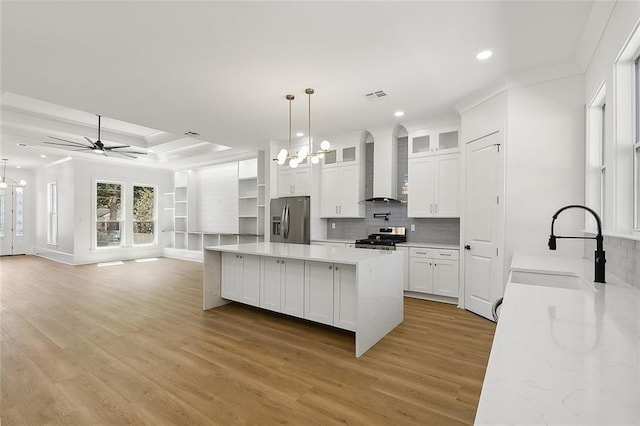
[322,144,361,167]
[278,161,311,197]
[319,138,365,218]
[408,125,460,158]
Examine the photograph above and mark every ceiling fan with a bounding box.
[44,114,148,159]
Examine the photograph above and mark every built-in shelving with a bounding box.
[165,154,267,261]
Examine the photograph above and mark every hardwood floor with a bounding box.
[1,255,495,425]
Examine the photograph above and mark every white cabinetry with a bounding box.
[260,257,305,317]
[221,252,260,306]
[408,125,459,157]
[304,261,357,331]
[320,164,365,218]
[407,153,460,218]
[408,248,459,298]
[321,144,360,167]
[278,164,311,196]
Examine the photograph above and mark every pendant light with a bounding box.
[0,159,27,190]
[273,88,331,168]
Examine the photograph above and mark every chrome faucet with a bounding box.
[548,205,606,283]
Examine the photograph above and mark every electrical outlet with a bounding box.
[411,224,416,232]
[332,223,336,229]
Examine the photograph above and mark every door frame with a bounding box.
[458,127,506,313]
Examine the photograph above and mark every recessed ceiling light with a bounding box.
[394,111,404,117]
[40,154,47,158]
[476,50,493,60]
[296,132,304,137]
[16,165,21,169]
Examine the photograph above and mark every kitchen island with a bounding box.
[203,242,404,357]
[475,254,640,425]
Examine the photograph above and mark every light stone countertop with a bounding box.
[205,242,397,265]
[475,254,640,425]
[310,239,354,244]
[395,242,459,250]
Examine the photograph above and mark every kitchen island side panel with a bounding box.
[355,251,404,357]
[203,249,230,309]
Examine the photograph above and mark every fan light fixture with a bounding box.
[274,88,331,168]
[0,159,27,190]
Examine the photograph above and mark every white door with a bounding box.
[0,187,27,256]
[464,132,504,320]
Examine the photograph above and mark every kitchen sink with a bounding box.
[509,271,592,291]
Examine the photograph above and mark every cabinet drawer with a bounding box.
[432,250,459,260]
[409,248,431,258]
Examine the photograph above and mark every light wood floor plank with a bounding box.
[1,255,495,425]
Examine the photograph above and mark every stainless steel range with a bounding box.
[355,226,406,250]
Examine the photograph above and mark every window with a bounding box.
[586,82,606,229]
[635,56,640,229]
[0,189,4,237]
[133,185,156,245]
[47,182,58,245]
[14,188,23,237]
[600,102,606,223]
[96,182,122,247]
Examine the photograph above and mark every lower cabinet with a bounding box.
[221,252,260,307]
[304,261,357,331]
[223,254,357,331]
[260,257,305,318]
[408,248,459,298]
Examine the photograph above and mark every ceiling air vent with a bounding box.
[365,90,388,101]
[184,131,200,137]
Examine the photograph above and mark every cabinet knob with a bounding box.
[276,259,279,264]
[329,265,332,270]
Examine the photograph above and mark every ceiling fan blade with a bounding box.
[114,150,148,155]
[84,137,98,148]
[112,151,138,159]
[44,141,93,149]
[47,136,93,148]
[106,144,131,150]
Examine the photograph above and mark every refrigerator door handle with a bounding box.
[283,204,290,240]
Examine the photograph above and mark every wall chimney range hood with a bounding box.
[363,127,404,204]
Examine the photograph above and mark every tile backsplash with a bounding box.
[325,137,460,245]
[585,236,640,288]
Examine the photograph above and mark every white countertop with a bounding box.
[205,242,397,265]
[311,238,354,244]
[475,254,640,425]
[396,242,459,250]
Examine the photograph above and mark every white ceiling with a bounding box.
[0,1,605,170]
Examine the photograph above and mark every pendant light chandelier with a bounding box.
[275,88,331,168]
[0,159,27,190]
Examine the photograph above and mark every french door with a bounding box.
[0,187,27,255]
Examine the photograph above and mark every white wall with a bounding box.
[34,160,74,263]
[71,159,173,264]
[505,74,586,264]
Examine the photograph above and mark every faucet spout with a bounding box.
[549,204,605,283]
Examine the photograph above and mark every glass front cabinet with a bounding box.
[408,125,460,158]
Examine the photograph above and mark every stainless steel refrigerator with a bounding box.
[270,196,310,244]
